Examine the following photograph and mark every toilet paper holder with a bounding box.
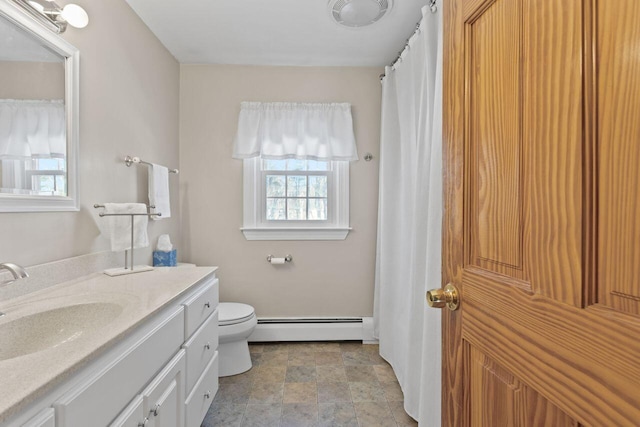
[267,254,293,263]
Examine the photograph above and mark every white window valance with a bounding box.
[0,99,66,159]
[232,102,359,161]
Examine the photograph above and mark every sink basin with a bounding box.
[0,302,123,361]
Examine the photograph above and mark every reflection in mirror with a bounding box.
[0,2,78,211]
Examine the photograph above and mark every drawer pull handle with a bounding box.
[151,403,161,416]
[204,302,211,309]
[138,417,149,427]
[204,342,211,350]
[204,390,211,399]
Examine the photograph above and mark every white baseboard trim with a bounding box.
[248,317,378,343]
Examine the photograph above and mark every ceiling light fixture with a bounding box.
[328,0,392,28]
[12,0,88,33]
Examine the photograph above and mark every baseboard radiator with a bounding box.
[248,317,377,343]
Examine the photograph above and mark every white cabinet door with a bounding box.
[142,350,186,427]
[110,395,145,427]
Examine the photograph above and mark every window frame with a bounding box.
[241,157,351,240]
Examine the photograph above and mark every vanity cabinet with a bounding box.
[21,410,54,427]
[4,271,219,427]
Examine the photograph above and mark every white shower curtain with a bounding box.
[373,4,442,426]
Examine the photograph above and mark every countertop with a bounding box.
[0,266,217,423]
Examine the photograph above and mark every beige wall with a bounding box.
[0,62,64,99]
[0,0,180,266]
[180,65,382,318]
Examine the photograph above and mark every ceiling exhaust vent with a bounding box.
[329,0,392,28]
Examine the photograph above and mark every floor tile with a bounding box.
[249,344,265,353]
[254,366,287,383]
[241,404,282,427]
[380,381,404,402]
[288,352,316,366]
[220,369,256,385]
[315,352,344,366]
[249,382,284,404]
[388,401,418,426]
[251,353,263,367]
[373,364,397,383]
[353,401,397,427]
[313,342,341,352]
[201,402,246,427]
[344,365,379,383]
[286,366,317,383]
[349,382,387,402]
[207,342,412,427]
[262,343,289,353]
[339,342,364,353]
[361,344,380,354]
[281,403,319,427]
[283,382,318,404]
[318,402,358,427]
[214,383,253,404]
[342,351,372,366]
[316,365,348,382]
[288,343,320,353]
[260,352,289,366]
[317,382,352,403]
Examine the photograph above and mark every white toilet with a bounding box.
[218,302,257,377]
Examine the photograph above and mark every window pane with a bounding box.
[266,198,286,220]
[287,176,307,197]
[263,159,286,171]
[266,175,286,197]
[308,175,327,197]
[307,160,328,171]
[287,198,307,220]
[308,198,327,220]
[286,159,306,171]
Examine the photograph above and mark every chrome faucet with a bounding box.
[0,263,28,317]
[0,263,29,281]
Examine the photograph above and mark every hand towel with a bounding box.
[103,203,149,252]
[149,164,170,220]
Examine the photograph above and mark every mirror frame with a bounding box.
[0,0,79,212]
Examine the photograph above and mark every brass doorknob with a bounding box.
[426,284,460,311]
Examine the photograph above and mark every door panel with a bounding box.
[443,0,640,425]
[466,0,523,273]
[469,347,577,427]
[597,0,640,315]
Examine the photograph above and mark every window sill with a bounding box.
[240,227,351,241]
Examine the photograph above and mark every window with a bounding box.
[241,158,351,240]
[264,159,328,221]
[233,101,357,240]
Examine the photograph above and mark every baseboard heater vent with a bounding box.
[249,317,375,343]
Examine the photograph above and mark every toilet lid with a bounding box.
[219,302,255,326]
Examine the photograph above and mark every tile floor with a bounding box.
[201,342,418,427]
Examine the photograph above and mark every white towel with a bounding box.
[103,203,149,252]
[149,164,171,220]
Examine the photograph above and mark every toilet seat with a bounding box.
[219,302,255,326]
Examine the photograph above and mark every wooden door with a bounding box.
[442,0,640,426]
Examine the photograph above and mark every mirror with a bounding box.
[0,1,78,212]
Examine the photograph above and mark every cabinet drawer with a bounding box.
[184,351,218,427]
[183,310,218,393]
[182,278,218,338]
[54,306,184,427]
[109,395,144,427]
[22,409,54,427]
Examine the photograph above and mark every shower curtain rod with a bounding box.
[379,0,438,81]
